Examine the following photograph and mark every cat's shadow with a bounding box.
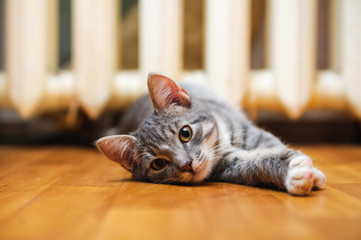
[108,178,324,196]
[108,178,214,187]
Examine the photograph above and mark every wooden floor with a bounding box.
[0,145,361,240]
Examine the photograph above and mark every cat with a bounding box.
[96,73,326,196]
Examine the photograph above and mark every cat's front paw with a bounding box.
[285,156,326,196]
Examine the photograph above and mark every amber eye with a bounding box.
[151,159,167,170]
[179,126,192,143]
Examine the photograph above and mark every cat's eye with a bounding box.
[179,126,192,143]
[151,159,167,170]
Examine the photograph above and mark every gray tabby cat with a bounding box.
[97,74,325,196]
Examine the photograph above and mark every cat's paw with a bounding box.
[285,156,326,196]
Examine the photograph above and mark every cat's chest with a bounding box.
[211,109,246,151]
[213,115,234,148]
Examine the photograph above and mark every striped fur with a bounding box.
[97,74,325,195]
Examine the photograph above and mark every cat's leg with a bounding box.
[210,148,325,195]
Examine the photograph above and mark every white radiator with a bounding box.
[0,0,360,120]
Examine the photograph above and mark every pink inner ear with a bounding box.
[147,73,190,111]
[96,135,135,171]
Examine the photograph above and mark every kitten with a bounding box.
[96,74,325,196]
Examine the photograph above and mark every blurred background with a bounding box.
[0,0,360,146]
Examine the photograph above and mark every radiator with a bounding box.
[0,0,360,120]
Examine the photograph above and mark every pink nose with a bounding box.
[181,161,193,173]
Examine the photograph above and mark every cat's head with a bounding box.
[96,74,219,183]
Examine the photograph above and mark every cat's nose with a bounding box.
[181,161,193,173]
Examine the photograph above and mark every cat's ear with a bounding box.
[96,135,135,171]
[147,73,190,111]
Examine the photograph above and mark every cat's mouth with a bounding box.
[190,169,208,183]
[179,170,203,183]
[190,160,211,182]
[179,161,210,183]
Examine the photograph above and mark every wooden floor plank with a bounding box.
[0,186,118,240]
[330,183,361,200]
[0,145,361,240]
